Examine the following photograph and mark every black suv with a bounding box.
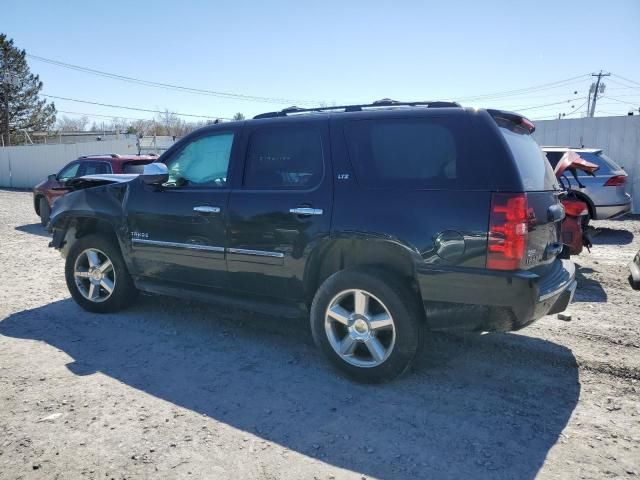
[49,101,576,382]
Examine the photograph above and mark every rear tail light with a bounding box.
[563,200,588,217]
[604,175,626,187]
[487,193,528,271]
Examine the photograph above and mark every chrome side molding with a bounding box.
[227,248,285,258]
[131,238,224,252]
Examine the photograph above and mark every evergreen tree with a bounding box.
[0,34,56,145]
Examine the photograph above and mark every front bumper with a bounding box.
[417,259,577,332]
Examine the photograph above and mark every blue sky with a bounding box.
[3,0,640,124]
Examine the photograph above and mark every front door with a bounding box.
[226,118,332,300]
[125,128,238,289]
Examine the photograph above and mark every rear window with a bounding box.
[573,152,620,175]
[500,127,558,191]
[344,117,477,189]
[543,150,621,177]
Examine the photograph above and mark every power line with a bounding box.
[608,78,640,90]
[612,74,640,87]
[455,74,591,102]
[28,54,318,106]
[599,96,639,107]
[42,94,231,120]
[564,99,590,118]
[508,98,578,112]
[29,53,596,107]
[57,109,150,122]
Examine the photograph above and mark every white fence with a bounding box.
[533,115,640,213]
[0,139,138,189]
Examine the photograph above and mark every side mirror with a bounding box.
[48,173,57,181]
[140,163,169,185]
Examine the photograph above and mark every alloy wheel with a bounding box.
[73,248,116,303]
[324,289,396,368]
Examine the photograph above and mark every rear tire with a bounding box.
[39,197,50,226]
[65,234,138,313]
[310,267,424,383]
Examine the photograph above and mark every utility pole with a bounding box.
[589,70,610,117]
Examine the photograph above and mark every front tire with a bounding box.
[65,234,138,313]
[310,268,423,382]
[39,197,50,226]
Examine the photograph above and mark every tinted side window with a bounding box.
[165,132,234,187]
[344,117,469,189]
[500,127,558,191]
[243,125,324,189]
[82,162,111,175]
[122,162,149,174]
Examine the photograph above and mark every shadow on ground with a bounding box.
[592,227,634,245]
[14,223,51,238]
[573,266,608,303]
[0,297,580,479]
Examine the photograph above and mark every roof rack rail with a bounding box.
[253,99,461,119]
[78,153,121,159]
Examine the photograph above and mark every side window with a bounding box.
[81,162,111,176]
[344,118,462,189]
[164,132,234,187]
[243,125,324,189]
[57,162,80,181]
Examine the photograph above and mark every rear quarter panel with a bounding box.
[329,112,492,271]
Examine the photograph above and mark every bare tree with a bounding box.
[56,115,89,132]
[233,112,245,121]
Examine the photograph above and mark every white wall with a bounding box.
[533,115,640,213]
[0,139,138,189]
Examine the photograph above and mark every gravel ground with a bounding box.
[0,188,639,480]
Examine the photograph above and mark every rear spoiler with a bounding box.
[487,109,535,134]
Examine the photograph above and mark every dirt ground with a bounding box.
[0,188,639,480]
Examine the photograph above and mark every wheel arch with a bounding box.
[56,214,121,258]
[34,194,45,215]
[304,236,422,308]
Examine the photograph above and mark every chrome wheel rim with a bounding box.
[73,248,116,303]
[324,289,396,368]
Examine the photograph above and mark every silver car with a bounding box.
[542,147,632,220]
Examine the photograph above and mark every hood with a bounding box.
[64,174,139,190]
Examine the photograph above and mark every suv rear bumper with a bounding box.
[417,259,576,332]
[595,200,631,220]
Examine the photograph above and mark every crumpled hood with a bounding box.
[64,174,139,190]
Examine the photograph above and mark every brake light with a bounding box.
[604,175,626,187]
[487,193,528,270]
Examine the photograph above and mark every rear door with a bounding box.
[498,121,563,271]
[225,117,332,300]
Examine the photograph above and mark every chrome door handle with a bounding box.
[193,205,220,214]
[289,207,323,216]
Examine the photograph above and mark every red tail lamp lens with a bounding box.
[487,193,528,270]
[604,175,626,187]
